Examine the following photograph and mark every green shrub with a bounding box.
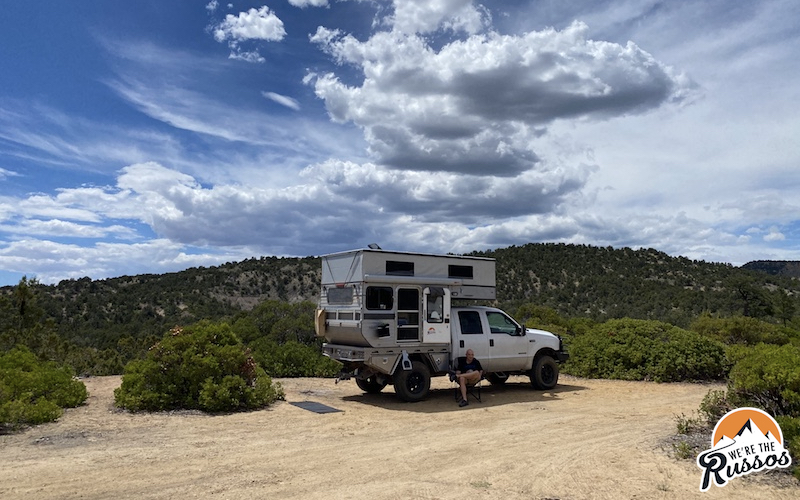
[727,343,800,417]
[690,314,789,345]
[563,318,727,382]
[250,339,341,378]
[698,389,734,425]
[0,346,88,431]
[114,322,284,413]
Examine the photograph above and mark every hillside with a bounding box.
[3,243,799,350]
[742,260,800,278]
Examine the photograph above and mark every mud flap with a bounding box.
[400,350,412,370]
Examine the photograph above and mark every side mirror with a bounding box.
[518,325,526,336]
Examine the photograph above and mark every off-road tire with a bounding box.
[392,361,431,402]
[530,355,559,390]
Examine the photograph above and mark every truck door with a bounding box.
[453,310,489,368]
[422,287,450,343]
[486,310,529,371]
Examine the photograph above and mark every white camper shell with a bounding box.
[316,248,569,402]
[318,249,495,347]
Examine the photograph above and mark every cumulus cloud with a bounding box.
[288,0,329,8]
[0,238,243,284]
[308,21,695,175]
[210,6,286,62]
[390,0,490,34]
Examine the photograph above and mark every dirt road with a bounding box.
[0,375,795,499]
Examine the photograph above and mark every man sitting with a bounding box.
[453,349,483,407]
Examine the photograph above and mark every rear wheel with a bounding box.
[530,355,559,390]
[356,375,387,394]
[392,361,431,402]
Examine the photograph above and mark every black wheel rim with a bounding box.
[541,364,555,384]
[407,372,424,394]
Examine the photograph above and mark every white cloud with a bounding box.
[205,1,218,13]
[390,0,490,34]
[210,6,286,63]
[289,0,329,8]
[0,167,19,179]
[309,21,695,175]
[764,227,786,242]
[262,91,301,110]
[212,6,286,43]
[0,238,246,285]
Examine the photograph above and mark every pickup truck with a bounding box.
[318,248,568,401]
[336,306,568,401]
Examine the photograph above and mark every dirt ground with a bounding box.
[0,375,796,500]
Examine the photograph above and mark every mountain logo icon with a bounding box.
[712,407,783,447]
[697,407,791,491]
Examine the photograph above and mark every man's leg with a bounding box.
[458,371,481,401]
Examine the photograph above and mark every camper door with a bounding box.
[422,287,450,343]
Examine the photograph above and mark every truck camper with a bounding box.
[316,247,568,402]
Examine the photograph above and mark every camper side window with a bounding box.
[366,286,393,310]
[326,287,353,305]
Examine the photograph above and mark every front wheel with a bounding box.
[530,355,559,390]
[392,361,431,402]
[356,375,388,394]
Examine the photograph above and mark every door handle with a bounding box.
[460,340,464,348]
[490,339,494,347]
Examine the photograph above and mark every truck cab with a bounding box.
[451,306,568,385]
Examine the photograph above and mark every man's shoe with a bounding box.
[459,399,468,407]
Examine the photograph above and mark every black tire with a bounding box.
[355,375,387,394]
[530,355,559,390]
[487,372,509,386]
[392,361,431,402]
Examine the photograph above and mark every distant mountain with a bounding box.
[741,260,800,278]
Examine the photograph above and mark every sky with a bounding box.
[0,0,798,286]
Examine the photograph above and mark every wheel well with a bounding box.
[534,348,557,363]
[408,354,434,371]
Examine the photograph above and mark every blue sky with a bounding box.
[1,0,798,286]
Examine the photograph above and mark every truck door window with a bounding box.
[366,286,393,310]
[458,311,483,334]
[487,311,520,335]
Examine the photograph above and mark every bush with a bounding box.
[690,314,789,345]
[727,343,800,417]
[250,339,341,378]
[563,318,728,382]
[0,346,87,431]
[114,322,284,413]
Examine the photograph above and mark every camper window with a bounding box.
[426,294,443,323]
[326,286,354,305]
[448,265,474,279]
[366,286,393,310]
[386,260,414,276]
